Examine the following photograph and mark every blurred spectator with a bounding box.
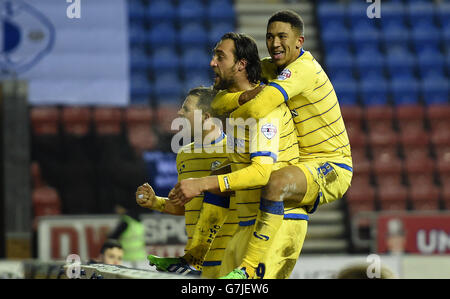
[107,205,147,268]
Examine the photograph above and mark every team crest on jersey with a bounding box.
[277,68,291,80]
[261,123,277,139]
[210,160,221,171]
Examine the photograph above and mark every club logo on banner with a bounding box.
[0,0,55,75]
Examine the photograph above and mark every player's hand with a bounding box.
[238,85,265,105]
[169,178,203,206]
[136,183,156,209]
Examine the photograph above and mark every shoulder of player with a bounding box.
[286,50,317,75]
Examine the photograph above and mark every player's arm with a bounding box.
[170,156,273,206]
[136,183,185,216]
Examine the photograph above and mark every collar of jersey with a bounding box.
[194,130,225,148]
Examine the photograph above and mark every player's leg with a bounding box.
[261,165,310,205]
[261,219,308,279]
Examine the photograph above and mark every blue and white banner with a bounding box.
[0,0,129,106]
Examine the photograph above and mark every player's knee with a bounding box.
[261,171,286,201]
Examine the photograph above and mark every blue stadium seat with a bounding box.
[321,22,351,50]
[150,47,180,72]
[390,77,420,106]
[351,23,381,51]
[182,73,213,94]
[148,22,176,47]
[380,22,410,51]
[379,3,406,29]
[180,48,211,73]
[411,22,441,52]
[360,77,389,106]
[129,47,150,71]
[385,48,416,79]
[348,3,374,27]
[147,0,176,24]
[417,48,445,79]
[153,73,183,103]
[177,0,206,23]
[128,0,146,20]
[128,22,148,46]
[208,22,235,47]
[437,3,450,27]
[207,0,235,23]
[130,74,152,98]
[407,2,436,27]
[421,75,450,105]
[178,23,208,47]
[325,49,354,78]
[355,48,385,75]
[443,23,450,51]
[317,3,347,29]
[333,76,359,106]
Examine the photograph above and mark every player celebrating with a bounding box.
[170,33,308,279]
[136,86,238,278]
[214,10,353,252]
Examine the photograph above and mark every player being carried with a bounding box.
[169,32,309,279]
[172,10,353,278]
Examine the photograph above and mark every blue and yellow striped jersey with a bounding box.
[229,49,352,166]
[176,133,238,263]
[217,104,307,225]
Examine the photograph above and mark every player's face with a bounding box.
[101,247,123,265]
[266,21,303,69]
[178,95,200,135]
[210,39,238,90]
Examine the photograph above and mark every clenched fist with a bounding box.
[136,183,156,209]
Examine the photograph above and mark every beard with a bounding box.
[213,76,235,91]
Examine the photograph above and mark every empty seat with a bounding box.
[417,48,445,79]
[125,106,153,127]
[421,76,449,105]
[180,48,210,73]
[385,48,416,79]
[426,104,450,131]
[178,23,208,47]
[395,104,425,132]
[128,0,146,20]
[365,105,394,132]
[148,22,176,47]
[128,22,148,46]
[317,3,347,28]
[207,0,235,23]
[177,0,206,23]
[437,3,450,27]
[372,152,403,186]
[381,23,410,51]
[147,0,176,24]
[369,130,400,162]
[153,74,183,104]
[351,24,381,51]
[61,106,92,136]
[408,182,441,211]
[334,77,358,106]
[354,47,385,74]
[347,126,367,150]
[404,155,435,186]
[325,49,354,78]
[150,47,180,72]
[390,77,420,106]
[156,104,181,134]
[30,106,60,135]
[345,181,376,218]
[130,73,152,100]
[379,3,406,28]
[407,2,436,27]
[360,77,389,106]
[351,148,371,176]
[129,47,150,71]
[321,22,351,50]
[127,125,158,155]
[436,154,450,184]
[93,107,123,136]
[377,182,408,211]
[411,23,441,52]
[400,129,431,160]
